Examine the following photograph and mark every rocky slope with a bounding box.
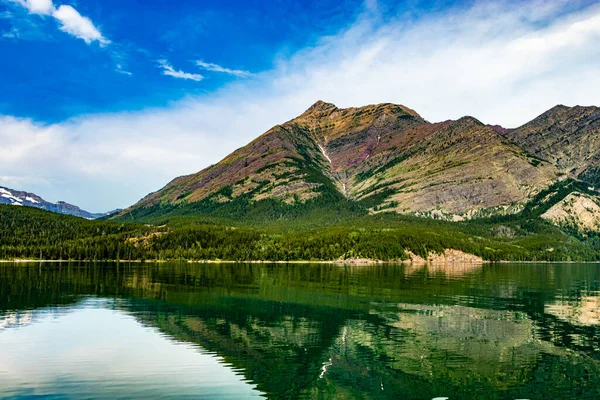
[541,192,600,234]
[507,105,600,187]
[0,186,107,219]
[118,101,599,221]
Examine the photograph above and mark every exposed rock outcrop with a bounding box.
[541,192,600,233]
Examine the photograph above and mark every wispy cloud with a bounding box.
[10,0,109,45]
[1,27,19,39]
[195,61,252,77]
[158,60,203,81]
[115,64,132,76]
[1,1,600,211]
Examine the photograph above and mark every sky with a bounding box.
[1,0,599,212]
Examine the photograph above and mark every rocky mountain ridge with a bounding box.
[116,101,600,224]
[0,186,108,219]
[506,105,600,187]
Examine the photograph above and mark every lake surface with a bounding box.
[1,262,600,399]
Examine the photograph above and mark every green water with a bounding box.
[1,262,599,399]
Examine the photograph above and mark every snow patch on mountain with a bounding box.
[0,186,108,219]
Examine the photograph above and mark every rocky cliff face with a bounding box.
[120,101,600,221]
[0,186,106,219]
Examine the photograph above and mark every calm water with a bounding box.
[1,263,600,399]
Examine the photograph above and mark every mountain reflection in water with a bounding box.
[1,262,600,399]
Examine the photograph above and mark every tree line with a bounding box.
[1,204,599,262]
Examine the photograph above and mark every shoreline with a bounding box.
[1,259,600,265]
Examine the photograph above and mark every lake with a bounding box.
[1,262,599,399]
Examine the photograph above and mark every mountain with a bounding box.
[0,186,107,219]
[116,101,598,223]
[506,105,600,187]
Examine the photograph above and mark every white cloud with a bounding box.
[11,0,108,45]
[1,1,600,211]
[52,5,109,45]
[17,0,55,15]
[159,60,203,81]
[0,108,241,210]
[195,61,252,77]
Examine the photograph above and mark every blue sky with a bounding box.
[0,0,372,121]
[0,0,469,121]
[1,0,600,211]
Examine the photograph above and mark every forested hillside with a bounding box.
[2,189,600,262]
[0,205,155,260]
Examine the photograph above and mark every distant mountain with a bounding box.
[0,186,108,219]
[487,124,512,135]
[104,208,124,216]
[117,101,573,222]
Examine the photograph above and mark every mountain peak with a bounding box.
[304,100,338,114]
[538,104,600,119]
[541,104,569,116]
[456,116,484,126]
[507,103,600,181]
